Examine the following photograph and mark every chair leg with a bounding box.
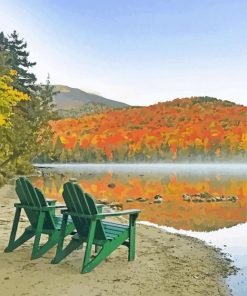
[128,226,136,261]
[82,229,128,274]
[54,214,68,258]
[31,232,61,260]
[32,212,75,260]
[128,215,137,261]
[81,220,96,273]
[5,208,34,252]
[31,212,45,259]
[5,230,34,253]
[51,215,82,264]
[52,238,83,264]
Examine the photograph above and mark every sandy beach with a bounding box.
[0,183,236,296]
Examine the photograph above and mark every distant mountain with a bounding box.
[53,85,129,109]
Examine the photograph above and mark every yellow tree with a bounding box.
[0,70,29,126]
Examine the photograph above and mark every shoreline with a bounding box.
[140,221,247,296]
[34,162,247,170]
[0,184,236,296]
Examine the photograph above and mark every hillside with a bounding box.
[56,102,116,118]
[53,85,129,110]
[44,97,247,163]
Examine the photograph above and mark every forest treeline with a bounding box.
[44,97,247,163]
[0,31,56,179]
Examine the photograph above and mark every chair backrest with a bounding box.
[63,182,106,240]
[15,177,56,230]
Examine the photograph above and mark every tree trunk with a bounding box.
[0,153,20,169]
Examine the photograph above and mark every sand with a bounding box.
[0,184,235,296]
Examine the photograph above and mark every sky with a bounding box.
[1,0,247,106]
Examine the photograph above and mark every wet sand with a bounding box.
[0,184,235,296]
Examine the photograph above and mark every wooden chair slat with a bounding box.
[20,177,40,208]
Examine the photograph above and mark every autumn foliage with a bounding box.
[47,97,247,162]
[0,70,29,126]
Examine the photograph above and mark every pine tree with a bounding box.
[0,31,57,173]
[6,30,36,93]
[0,32,11,75]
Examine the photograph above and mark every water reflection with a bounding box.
[32,164,247,231]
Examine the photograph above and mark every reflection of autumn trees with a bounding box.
[46,97,247,162]
[33,173,247,231]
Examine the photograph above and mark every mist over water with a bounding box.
[35,162,247,174]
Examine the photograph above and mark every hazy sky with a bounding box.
[1,0,247,106]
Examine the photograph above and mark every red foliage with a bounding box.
[49,97,247,161]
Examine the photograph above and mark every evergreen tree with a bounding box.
[0,31,57,173]
[6,30,36,93]
[0,33,11,75]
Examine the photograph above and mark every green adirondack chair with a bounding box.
[51,181,141,273]
[4,177,75,259]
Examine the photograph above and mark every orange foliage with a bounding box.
[49,97,247,162]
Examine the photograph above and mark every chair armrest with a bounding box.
[14,203,66,211]
[60,209,141,220]
[14,203,41,211]
[53,205,67,209]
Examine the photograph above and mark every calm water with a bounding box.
[33,163,247,296]
[33,163,247,231]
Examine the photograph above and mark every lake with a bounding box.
[33,163,247,296]
[33,163,247,232]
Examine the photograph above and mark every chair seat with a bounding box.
[102,221,129,240]
[71,220,129,242]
